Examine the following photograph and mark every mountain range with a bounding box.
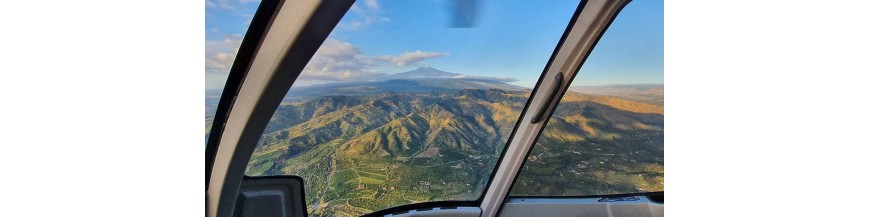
[205,67,664,216]
[282,67,525,101]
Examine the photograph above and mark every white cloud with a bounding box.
[205,36,452,88]
[298,39,450,82]
[363,0,380,12]
[381,50,450,66]
[205,34,243,74]
[298,39,384,81]
[341,0,390,30]
[206,0,259,11]
[203,0,259,89]
[215,0,237,10]
[205,34,243,89]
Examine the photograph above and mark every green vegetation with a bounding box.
[510,92,664,196]
[206,79,664,216]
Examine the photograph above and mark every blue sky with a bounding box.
[205,0,663,89]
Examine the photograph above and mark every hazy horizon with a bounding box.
[204,66,663,91]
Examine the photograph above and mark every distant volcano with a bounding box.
[375,67,516,83]
[381,67,461,80]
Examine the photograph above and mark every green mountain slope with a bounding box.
[199,66,663,217]
[238,86,662,216]
[248,89,525,216]
[511,92,664,196]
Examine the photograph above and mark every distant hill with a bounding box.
[512,91,663,196]
[380,67,461,80]
[570,84,664,106]
[284,67,526,100]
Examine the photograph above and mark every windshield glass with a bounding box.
[509,0,664,196]
[234,0,578,216]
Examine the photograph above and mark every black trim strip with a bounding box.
[206,0,285,190]
[531,72,564,123]
[510,192,664,205]
[495,1,634,216]
[509,191,663,200]
[364,201,478,217]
